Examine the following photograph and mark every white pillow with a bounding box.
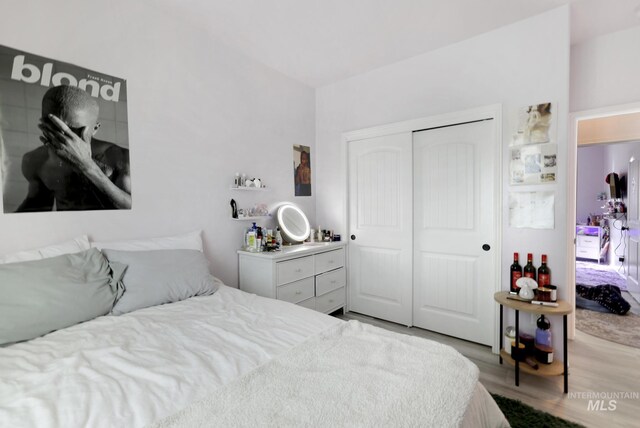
[102,249,218,315]
[90,230,203,252]
[0,235,90,265]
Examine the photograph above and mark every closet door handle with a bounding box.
[482,244,491,251]
[350,235,356,240]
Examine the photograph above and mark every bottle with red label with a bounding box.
[523,253,536,282]
[538,254,551,287]
[510,252,522,294]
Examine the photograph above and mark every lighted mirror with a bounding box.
[276,204,310,244]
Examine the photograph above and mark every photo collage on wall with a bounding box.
[509,102,557,185]
[0,44,131,213]
[508,102,557,229]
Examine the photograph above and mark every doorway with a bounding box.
[576,141,640,306]
[568,104,640,344]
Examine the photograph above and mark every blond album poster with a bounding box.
[0,45,131,213]
[293,144,311,196]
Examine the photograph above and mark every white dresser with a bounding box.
[576,225,602,263]
[238,242,347,314]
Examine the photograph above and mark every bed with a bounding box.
[0,234,508,428]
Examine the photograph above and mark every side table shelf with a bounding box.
[494,291,573,393]
[498,350,564,376]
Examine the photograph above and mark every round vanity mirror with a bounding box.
[276,204,310,244]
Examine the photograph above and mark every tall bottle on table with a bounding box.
[523,253,536,282]
[510,253,522,294]
[538,254,551,286]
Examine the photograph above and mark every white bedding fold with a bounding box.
[152,320,480,428]
[0,285,340,428]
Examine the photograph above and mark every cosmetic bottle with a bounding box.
[246,230,256,251]
[535,315,553,364]
[256,227,263,252]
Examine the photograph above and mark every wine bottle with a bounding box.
[510,252,522,294]
[524,253,536,282]
[538,254,551,287]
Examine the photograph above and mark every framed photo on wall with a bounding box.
[511,102,555,146]
[510,143,557,185]
[293,144,311,196]
[0,44,131,213]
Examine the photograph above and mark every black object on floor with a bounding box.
[491,394,585,428]
[576,284,630,315]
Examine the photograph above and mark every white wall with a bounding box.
[570,25,640,275]
[571,26,640,112]
[317,6,570,289]
[576,145,605,223]
[316,7,570,344]
[0,0,316,286]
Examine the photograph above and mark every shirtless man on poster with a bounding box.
[16,85,131,212]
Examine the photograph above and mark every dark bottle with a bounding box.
[510,252,522,294]
[256,227,263,251]
[523,253,536,282]
[538,254,551,287]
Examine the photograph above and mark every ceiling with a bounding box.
[166,0,640,88]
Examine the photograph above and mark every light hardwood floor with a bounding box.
[338,311,640,428]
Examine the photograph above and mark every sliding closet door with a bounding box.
[348,133,413,326]
[413,120,496,346]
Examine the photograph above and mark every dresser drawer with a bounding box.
[316,267,346,296]
[315,286,345,313]
[277,256,314,285]
[276,277,314,304]
[297,297,316,310]
[576,247,599,258]
[315,248,345,274]
[577,235,599,248]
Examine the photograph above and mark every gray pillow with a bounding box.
[0,248,126,346]
[102,249,219,315]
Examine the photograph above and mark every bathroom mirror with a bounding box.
[276,204,310,244]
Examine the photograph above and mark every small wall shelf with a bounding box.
[230,186,269,191]
[231,216,271,221]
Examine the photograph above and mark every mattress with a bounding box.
[0,283,508,427]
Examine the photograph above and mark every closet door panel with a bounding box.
[348,132,413,326]
[413,120,496,346]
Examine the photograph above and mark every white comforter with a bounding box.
[0,284,341,428]
[153,320,479,428]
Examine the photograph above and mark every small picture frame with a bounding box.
[293,145,311,196]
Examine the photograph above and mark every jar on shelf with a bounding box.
[504,326,516,355]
